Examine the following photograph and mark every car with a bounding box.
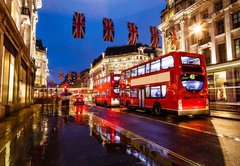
[73,95,84,105]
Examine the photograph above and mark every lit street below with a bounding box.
[0,103,240,165]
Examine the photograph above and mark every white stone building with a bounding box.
[0,0,42,119]
[159,0,240,105]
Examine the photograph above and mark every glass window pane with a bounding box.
[150,86,161,98]
[181,56,201,65]
[162,56,174,69]
[150,60,160,72]
[126,70,131,78]
[146,63,150,73]
[138,65,145,75]
[162,85,167,97]
[131,68,137,77]
[130,88,138,97]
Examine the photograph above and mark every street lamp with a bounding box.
[193,24,202,53]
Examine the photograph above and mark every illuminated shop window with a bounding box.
[214,71,227,101]
[8,55,15,102]
[234,38,240,59]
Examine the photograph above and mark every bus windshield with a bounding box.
[181,56,201,65]
[181,74,204,92]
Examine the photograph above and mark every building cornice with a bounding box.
[159,0,211,30]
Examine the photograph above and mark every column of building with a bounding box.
[0,16,5,119]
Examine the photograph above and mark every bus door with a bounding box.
[138,89,145,108]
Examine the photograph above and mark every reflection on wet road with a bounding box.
[0,105,188,166]
[1,104,240,165]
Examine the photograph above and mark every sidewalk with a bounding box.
[210,102,240,120]
[210,110,240,120]
[0,104,41,152]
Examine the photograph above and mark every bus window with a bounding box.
[162,85,167,97]
[126,70,131,78]
[121,72,126,79]
[130,88,138,97]
[138,65,145,75]
[151,86,161,98]
[181,74,204,92]
[181,56,201,65]
[146,63,150,73]
[107,76,110,82]
[162,56,174,69]
[131,68,137,77]
[150,60,160,72]
[113,86,119,94]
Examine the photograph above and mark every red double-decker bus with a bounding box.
[93,74,120,107]
[119,51,209,116]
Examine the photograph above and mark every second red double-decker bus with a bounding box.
[119,51,209,116]
[93,74,120,107]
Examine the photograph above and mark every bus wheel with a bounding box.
[153,103,162,116]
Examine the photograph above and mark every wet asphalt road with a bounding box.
[0,103,240,165]
[91,105,240,165]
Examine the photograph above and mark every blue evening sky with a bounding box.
[37,0,167,83]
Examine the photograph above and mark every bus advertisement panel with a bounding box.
[119,51,209,116]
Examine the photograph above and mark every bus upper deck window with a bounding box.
[150,60,160,72]
[126,70,131,78]
[138,65,145,75]
[181,56,201,65]
[162,56,174,69]
[131,68,137,77]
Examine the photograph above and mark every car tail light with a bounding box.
[178,99,182,111]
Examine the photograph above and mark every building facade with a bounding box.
[89,44,162,90]
[34,39,48,87]
[159,0,240,105]
[33,39,48,98]
[0,0,42,120]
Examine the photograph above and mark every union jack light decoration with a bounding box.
[59,71,63,80]
[127,22,138,45]
[103,18,114,42]
[72,12,85,39]
[68,73,72,81]
[77,72,81,81]
[150,26,160,48]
